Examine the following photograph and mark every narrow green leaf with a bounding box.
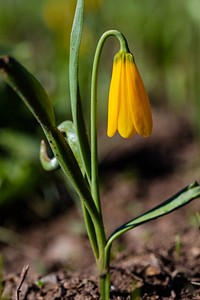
[107,182,200,247]
[69,0,91,181]
[0,55,55,127]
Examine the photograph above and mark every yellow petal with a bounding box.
[118,53,136,138]
[128,56,153,137]
[107,54,122,137]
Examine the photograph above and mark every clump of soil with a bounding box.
[1,110,200,299]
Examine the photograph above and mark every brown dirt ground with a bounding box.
[1,109,200,299]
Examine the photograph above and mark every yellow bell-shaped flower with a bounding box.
[107,52,152,138]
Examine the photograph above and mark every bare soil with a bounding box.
[1,110,200,299]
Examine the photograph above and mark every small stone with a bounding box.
[39,274,58,284]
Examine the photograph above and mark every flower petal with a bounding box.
[128,56,153,137]
[118,54,136,138]
[107,54,122,137]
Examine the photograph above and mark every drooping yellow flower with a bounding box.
[107,52,153,138]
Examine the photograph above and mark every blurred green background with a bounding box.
[0,0,200,216]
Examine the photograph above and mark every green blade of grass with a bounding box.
[106,182,200,249]
[69,0,91,182]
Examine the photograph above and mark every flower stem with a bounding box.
[91,30,129,211]
[90,30,129,299]
[100,269,111,300]
[99,245,111,300]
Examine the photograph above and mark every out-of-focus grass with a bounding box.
[0,0,199,208]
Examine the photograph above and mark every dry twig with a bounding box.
[15,265,29,300]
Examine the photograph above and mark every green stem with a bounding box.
[90,30,130,299]
[91,30,129,211]
[100,269,111,300]
[98,245,111,300]
[81,202,99,259]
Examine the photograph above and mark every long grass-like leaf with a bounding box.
[69,0,91,182]
[106,182,200,249]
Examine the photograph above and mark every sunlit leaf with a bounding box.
[107,182,200,247]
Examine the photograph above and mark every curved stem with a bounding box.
[90,30,130,299]
[91,30,129,211]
